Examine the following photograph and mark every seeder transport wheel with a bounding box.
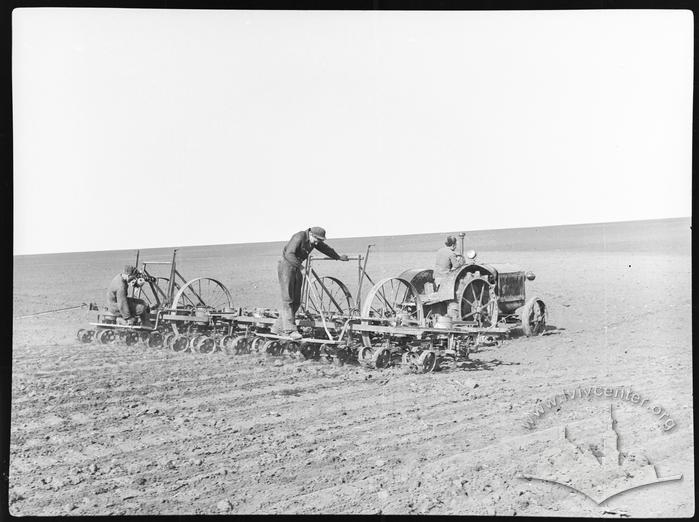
[360,277,424,348]
[303,276,354,317]
[96,329,115,344]
[170,277,233,335]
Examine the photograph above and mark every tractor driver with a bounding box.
[271,227,350,340]
[107,265,153,328]
[434,235,465,290]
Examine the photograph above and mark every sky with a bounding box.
[12,9,693,255]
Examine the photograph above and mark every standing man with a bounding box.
[107,265,153,327]
[271,227,349,340]
[434,235,465,290]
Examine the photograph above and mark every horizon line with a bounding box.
[13,215,691,257]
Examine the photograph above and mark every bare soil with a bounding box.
[10,218,693,516]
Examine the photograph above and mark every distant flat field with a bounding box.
[10,217,693,516]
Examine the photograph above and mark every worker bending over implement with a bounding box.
[271,227,349,340]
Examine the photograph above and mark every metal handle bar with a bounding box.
[308,256,363,261]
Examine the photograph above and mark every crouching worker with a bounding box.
[107,265,153,327]
[271,227,349,340]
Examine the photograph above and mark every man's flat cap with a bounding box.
[309,227,327,241]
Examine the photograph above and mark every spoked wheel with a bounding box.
[170,278,233,335]
[303,276,354,318]
[96,329,115,344]
[132,277,179,311]
[361,277,424,348]
[171,335,190,352]
[458,276,499,327]
[520,296,547,336]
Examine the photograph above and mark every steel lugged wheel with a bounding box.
[458,276,499,327]
[520,296,546,336]
[304,276,354,317]
[96,329,115,344]
[171,335,189,352]
[360,277,424,348]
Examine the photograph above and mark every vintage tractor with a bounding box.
[392,235,547,336]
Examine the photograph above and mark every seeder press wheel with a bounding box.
[77,329,94,343]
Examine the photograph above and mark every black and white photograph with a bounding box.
[9,7,693,517]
